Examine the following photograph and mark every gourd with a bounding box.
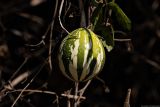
[58,28,105,82]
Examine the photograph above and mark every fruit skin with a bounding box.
[58,28,105,82]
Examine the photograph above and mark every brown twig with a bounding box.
[9,57,29,81]
[9,89,57,96]
[8,89,59,107]
[5,71,31,91]
[77,80,91,105]
[11,60,46,107]
[0,71,31,100]
[61,94,85,100]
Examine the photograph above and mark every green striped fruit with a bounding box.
[58,28,105,82]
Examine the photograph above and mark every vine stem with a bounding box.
[74,82,79,107]
[59,0,69,34]
[48,0,59,72]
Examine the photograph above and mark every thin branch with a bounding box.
[0,36,58,104]
[11,81,31,107]
[25,40,45,47]
[59,0,69,34]
[67,98,71,107]
[5,71,31,90]
[74,82,79,107]
[25,21,51,47]
[77,80,92,105]
[9,89,57,96]
[52,95,59,107]
[140,55,160,70]
[48,0,59,72]
[79,80,91,93]
[61,94,85,100]
[0,71,31,100]
[114,30,128,36]
[114,39,131,42]
[113,31,132,42]
[63,89,72,107]
[124,88,131,107]
[9,57,29,81]
[11,61,46,107]
[24,12,57,48]
[96,76,110,93]
[64,1,71,17]
[11,84,32,107]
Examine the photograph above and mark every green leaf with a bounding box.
[91,3,103,31]
[97,25,114,52]
[108,2,131,31]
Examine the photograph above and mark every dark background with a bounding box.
[0,0,160,107]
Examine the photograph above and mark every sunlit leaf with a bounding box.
[108,2,131,31]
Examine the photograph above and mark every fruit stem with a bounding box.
[74,82,79,107]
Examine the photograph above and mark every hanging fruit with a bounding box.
[58,28,105,82]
